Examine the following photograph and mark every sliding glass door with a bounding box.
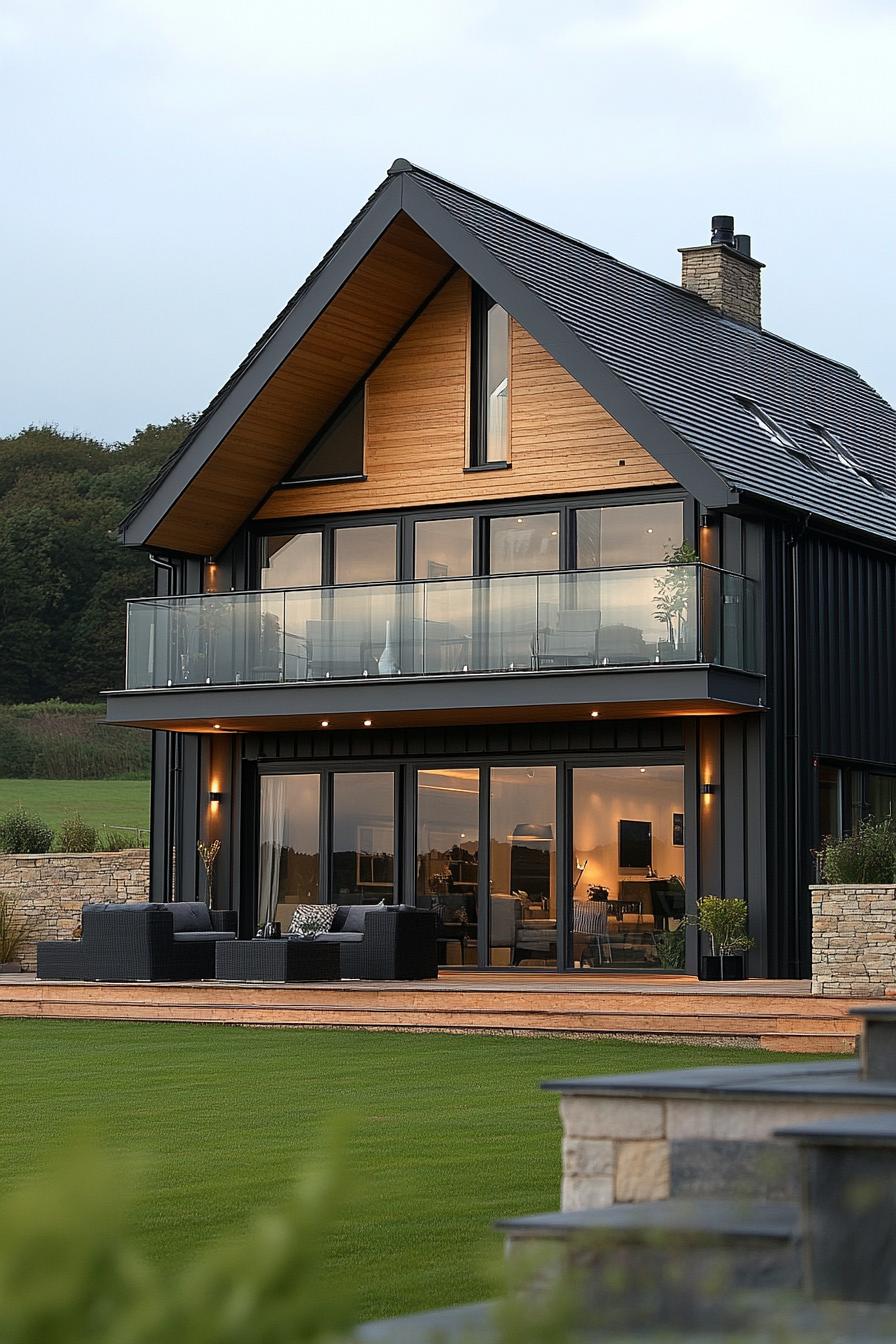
[416,768,480,966]
[258,758,687,970]
[568,765,686,971]
[258,773,321,930]
[489,766,557,968]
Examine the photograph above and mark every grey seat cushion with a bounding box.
[169,902,214,933]
[341,903,386,933]
[172,930,236,942]
[315,931,364,944]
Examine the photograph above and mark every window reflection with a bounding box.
[331,772,395,902]
[334,524,397,584]
[576,502,684,569]
[489,513,560,575]
[260,533,322,589]
[414,517,474,579]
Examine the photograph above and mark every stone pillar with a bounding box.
[811,884,896,996]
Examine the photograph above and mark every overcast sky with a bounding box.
[2,0,894,443]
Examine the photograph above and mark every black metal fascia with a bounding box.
[399,174,738,512]
[120,176,407,548]
[102,665,764,729]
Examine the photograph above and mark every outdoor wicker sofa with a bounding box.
[36,901,238,982]
[294,904,438,980]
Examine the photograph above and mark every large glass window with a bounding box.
[570,765,685,970]
[287,388,365,482]
[417,769,480,966]
[334,523,397,585]
[576,502,685,569]
[489,512,560,575]
[331,772,395,902]
[414,517,474,579]
[258,774,320,929]
[259,532,323,589]
[870,773,896,823]
[489,766,557,967]
[472,290,510,465]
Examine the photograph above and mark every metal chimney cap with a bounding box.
[711,215,735,246]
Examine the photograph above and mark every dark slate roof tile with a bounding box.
[411,167,896,544]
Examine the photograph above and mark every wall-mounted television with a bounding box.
[618,819,652,871]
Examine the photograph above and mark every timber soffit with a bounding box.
[121,159,896,550]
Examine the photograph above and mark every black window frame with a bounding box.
[250,487,695,590]
[282,385,368,488]
[468,284,511,472]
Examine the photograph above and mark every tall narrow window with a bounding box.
[471,287,510,465]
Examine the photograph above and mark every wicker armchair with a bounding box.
[36,902,238,982]
[297,905,438,980]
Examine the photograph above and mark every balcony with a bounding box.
[108,564,763,731]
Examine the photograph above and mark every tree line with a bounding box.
[0,418,194,703]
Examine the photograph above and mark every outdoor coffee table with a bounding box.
[215,938,341,983]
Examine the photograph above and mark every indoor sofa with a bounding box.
[36,901,238,982]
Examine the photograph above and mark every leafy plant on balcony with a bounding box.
[653,540,698,651]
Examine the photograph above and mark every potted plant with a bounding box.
[693,895,754,981]
[0,891,35,973]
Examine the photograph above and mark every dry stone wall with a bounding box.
[0,851,149,970]
[811,884,896,997]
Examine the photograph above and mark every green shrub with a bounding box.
[0,719,35,777]
[54,811,98,853]
[0,805,53,854]
[0,1143,354,1344]
[96,827,147,852]
[819,817,896,884]
[0,891,34,963]
[654,923,686,969]
[0,701,150,780]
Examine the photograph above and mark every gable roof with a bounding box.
[123,159,896,553]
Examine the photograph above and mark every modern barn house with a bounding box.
[106,160,896,981]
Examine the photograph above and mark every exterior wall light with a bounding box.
[702,783,717,795]
[208,791,223,804]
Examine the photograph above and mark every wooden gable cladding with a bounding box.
[146,214,454,554]
[255,273,673,523]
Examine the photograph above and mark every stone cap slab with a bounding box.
[851,1006,896,1022]
[775,1111,896,1147]
[543,1059,886,1102]
[497,1198,798,1243]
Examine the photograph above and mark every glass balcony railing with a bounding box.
[124,563,759,690]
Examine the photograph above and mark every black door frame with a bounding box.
[253,747,687,970]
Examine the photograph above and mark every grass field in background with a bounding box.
[0,778,150,835]
[0,1022,829,1323]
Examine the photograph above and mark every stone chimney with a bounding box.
[679,215,764,328]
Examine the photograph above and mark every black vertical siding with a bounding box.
[803,532,896,765]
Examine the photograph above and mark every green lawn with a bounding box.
[0,1021,823,1322]
[0,778,150,835]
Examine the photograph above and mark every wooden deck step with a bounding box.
[0,976,867,1052]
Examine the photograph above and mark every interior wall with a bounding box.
[571,765,685,899]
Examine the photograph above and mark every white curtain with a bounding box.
[257,776,289,926]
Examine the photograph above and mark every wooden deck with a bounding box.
[0,972,870,1052]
